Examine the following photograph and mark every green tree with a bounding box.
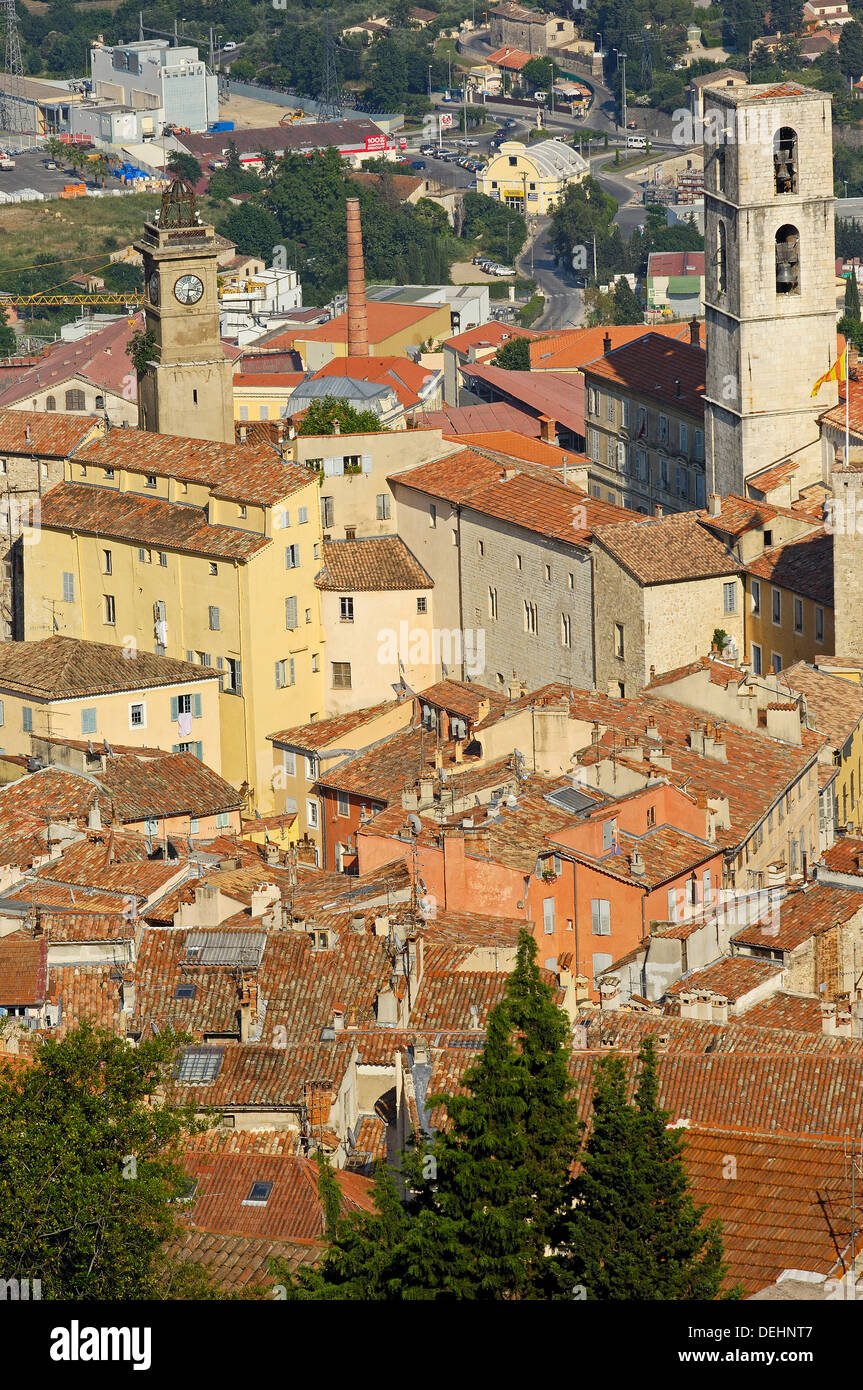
[523,56,557,93]
[0,301,15,357]
[218,203,282,261]
[839,20,863,83]
[0,1022,212,1299]
[845,272,861,322]
[611,277,643,324]
[566,1039,734,1300]
[167,150,203,186]
[492,335,531,369]
[297,396,386,435]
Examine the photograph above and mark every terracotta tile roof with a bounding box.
[393,449,630,547]
[168,1227,323,1291]
[738,991,824,1033]
[0,933,46,1005]
[453,431,587,470]
[36,850,184,900]
[421,909,522,950]
[417,402,542,435]
[777,662,863,746]
[487,45,532,68]
[679,1125,858,1294]
[697,493,796,537]
[38,483,270,562]
[819,836,863,876]
[312,355,436,410]
[315,537,433,592]
[48,962,124,1035]
[410,970,538,1030]
[268,697,407,751]
[417,678,507,722]
[179,1151,375,1242]
[0,315,142,409]
[1,883,128,916]
[232,372,304,390]
[0,636,215,699]
[0,408,92,456]
[457,365,585,434]
[745,457,801,494]
[582,333,705,418]
[592,511,741,585]
[316,728,444,803]
[37,911,137,941]
[350,171,424,198]
[73,428,312,507]
[133,929,252,1037]
[647,251,705,278]
[560,823,719,891]
[445,323,542,354]
[528,321,705,371]
[297,302,441,346]
[665,955,784,1002]
[745,529,833,607]
[646,655,748,692]
[734,881,863,953]
[168,1040,354,1113]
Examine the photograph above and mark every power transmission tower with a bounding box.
[639,27,653,92]
[1,0,27,137]
[317,13,344,123]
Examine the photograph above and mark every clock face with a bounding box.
[173,273,204,305]
[148,272,160,305]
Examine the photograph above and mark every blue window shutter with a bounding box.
[361,454,372,473]
[81,708,97,734]
[193,693,202,719]
[195,741,203,760]
[323,458,335,477]
[170,696,179,722]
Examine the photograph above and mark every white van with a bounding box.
[626,135,646,149]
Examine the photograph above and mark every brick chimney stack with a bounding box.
[345,197,370,358]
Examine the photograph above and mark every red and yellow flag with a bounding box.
[811,346,848,397]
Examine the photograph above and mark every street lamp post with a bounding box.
[613,49,627,131]
[428,65,432,101]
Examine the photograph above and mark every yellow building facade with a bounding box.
[475,139,588,215]
[23,429,327,813]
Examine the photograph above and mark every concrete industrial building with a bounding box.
[89,39,218,135]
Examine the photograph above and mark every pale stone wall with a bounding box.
[703,85,838,496]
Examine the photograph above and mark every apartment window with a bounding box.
[285,545,300,569]
[607,396,615,423]
[477,539,484,557]
[772,587,781,625]
[723,582,736,614]
[488,586,498,620]
[65,389,85,411]
[215,813,230,830]
[340,596,354,622]
[145,475,157,489]
[345,527,357,542]
[45,396,55,411]
[312,653,319,672]
[637,405,647,437]
[543,897,556,935]
[429,504,437,528]
[138,548,151,565]
[568,572,574,590]
[647,805,656,828]
[197,653,211,668]
[238,505,247,519]
[145,818,158,836]
[614,623,624,660]
[751,579,761,616]
[515,554,522,571]
[298,506,309,525]
[321,497,334,528]
[588,427,599,462]
[22,707,32,733]
[189,818,199,834]
[694,475,705,507]
[451,528,459,548]
[417,596,427,613]
[62,571,75,602]
[158,552,167,567]
[544,564,552,582]
[332,662,352,689]
[275,658,295,689]
[225,658,242,695]
[306,798,319,829]
[815,606,824,644]
[208,605,220,631]
[591,899,611,935]
[130,702,145,728]
[285,596,298,630]
[81,708,97,735]
[283,750,297,777]
[104,595,115,625]
[102,550,112,575]
[676,465,688,500]
[305,754,318,779]
[679,422,688,452]
[523,600,538,635]
[636,448,647,481]
[658,414,668,444]
[793,597,803,633]
[209,563,218,576]
[694,429,704,461]
[751,642,762,676]
[659,457,669,490]
[376,493,391,521]
[337,791,350,818]
[602,818,618,852]
[305,609,312,624]
[772,652,783,673]
[561,612,572,648]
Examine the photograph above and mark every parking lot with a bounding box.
[0,149,98,199]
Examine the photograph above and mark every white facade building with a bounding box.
[89,40,218,135]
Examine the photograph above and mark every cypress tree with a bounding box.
[845,272,861,322]
[566,1039,734,1300]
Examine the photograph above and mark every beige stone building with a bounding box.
[581,330,707,513]
[489,4,576,55]
[702,83,838,496]
[591,511,745,697]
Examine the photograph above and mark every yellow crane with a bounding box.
[1,292,143,307]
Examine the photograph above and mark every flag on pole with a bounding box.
[811,346,848,397]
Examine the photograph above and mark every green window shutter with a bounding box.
[192,693,202,719]
[195,741,203,760]
[170,696,179,722]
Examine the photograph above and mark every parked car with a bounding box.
[502,118,516,128]
[411,159,427,170]
[419,144,435,155]
[534,90,548,102]
[627,120,638,129]
[43,159,58,168]
[222,40,237,50]
[493,265,516,277]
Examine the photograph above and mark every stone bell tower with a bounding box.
[134,178,234,444]
[702,83,837,498]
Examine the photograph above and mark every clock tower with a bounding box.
[134,179,234,444]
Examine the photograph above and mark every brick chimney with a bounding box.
[538,415,556,443]
[602,331,611,353]
[689,316,699,346]
[345,197,369,358]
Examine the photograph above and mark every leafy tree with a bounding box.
[523,56,557,93]
[611,277,642,324]
[461,191,527,264]
[492,336,531,369]
[846,272,861,322]
[839,20,863,83]
[550,176,624,283]
[839,314,863,351]
[0,1022,212,1299]
[297,397,387,436]
[0,302,15,357]
[837,218,863,261]
[565,1039,735,1300]
[167,150,203,186]
[218,203,282,261]
[227,56,255,81]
